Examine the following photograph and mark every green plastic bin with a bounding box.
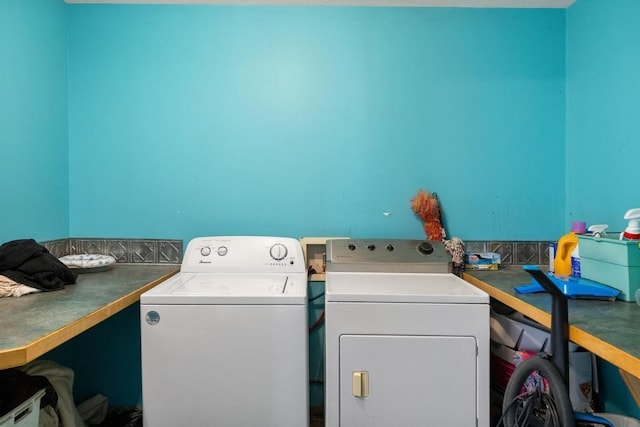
[578,235,640,302]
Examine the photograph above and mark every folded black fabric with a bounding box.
[0,239,77,291]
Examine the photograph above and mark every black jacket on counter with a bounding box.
[0,239,77,291]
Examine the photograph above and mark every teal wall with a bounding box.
[598,360,640,419]
[66,5,566,243]
[566,0,640,233]
[566,0,640,418]
[0,0,69,243]
[3,0,640,418]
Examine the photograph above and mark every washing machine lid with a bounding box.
[141,273,307,305]
[325,272,488,303]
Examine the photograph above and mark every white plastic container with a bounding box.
[0,389,45,427]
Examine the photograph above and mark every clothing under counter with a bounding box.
[0,264,178,370]
[463,266,640,379]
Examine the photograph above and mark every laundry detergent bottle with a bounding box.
[554,223,582,276]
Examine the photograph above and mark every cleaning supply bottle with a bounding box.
[588,224,609,238]
[571,245,581,277]
[620,208,640,240]
[554,221,584,276]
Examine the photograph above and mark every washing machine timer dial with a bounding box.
[269,243,288,261]
[200,246,212,256]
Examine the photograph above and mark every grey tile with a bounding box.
[79,239,106,255]
[106,240,131,263]
[158,240,183,264]
[131,240,158,263]
[515,241,540,265]
[464,241,489,254]
[540,242,552,268]
[42,239,70,257]
[69,239,80,255]
[488,241,513,265]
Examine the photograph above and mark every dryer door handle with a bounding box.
[352,371,369,398]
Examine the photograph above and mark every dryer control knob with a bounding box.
[217,246,228,256]
[367,244,376,251]
[386,244,394,251]
[417,241,434,255]
[270,243,288,261]
[348,244,356,251]
[200,246,212,256]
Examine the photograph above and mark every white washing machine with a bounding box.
[140,236,309,427]
[324,239,490,427]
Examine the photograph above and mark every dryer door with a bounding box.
[340,334,478,426]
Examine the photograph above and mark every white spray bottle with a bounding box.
[620,208,640,241]
[588,224,608,238]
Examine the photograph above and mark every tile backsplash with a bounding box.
[41,238,550,267]
[464,241,552,266]
[41,238,183,264]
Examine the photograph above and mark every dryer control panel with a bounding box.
[181,236,305,274]
[326,239,451,273]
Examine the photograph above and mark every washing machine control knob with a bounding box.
[348,244,356,251]
[270,243,288,261]
[386,244,394,251]
[417,241,434,255]
[217,246,228,256]
[367,244,376,251]
[200,246,212,256]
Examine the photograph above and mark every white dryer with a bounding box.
[324,239,489,427]
[140,236,309,427]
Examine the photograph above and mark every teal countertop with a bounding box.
[0,264,178,369]
[464,266,640,378]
